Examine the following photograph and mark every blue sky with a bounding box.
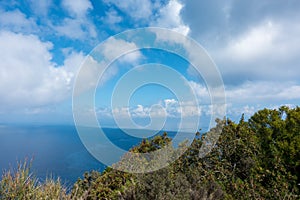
[0,0,300,131]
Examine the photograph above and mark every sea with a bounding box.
[0,125,202,187]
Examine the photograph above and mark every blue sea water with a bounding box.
[0,125,103,186]
[0,125,199,186]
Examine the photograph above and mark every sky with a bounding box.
[0,0,300,131]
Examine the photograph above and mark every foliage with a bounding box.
[248,106,300,198]
[0,159,70,200]
[73,106,300,199]
[1,107,300,199]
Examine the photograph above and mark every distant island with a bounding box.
[0,106,299,199]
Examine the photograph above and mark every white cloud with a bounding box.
[226,104,258,120]
[0,31,85,109]
[103,9,123,25]
[54,17,97,40]
[151,27,224,92]
[104,0,153,21]
[185,80,300,121]
[0,3,96,41]
[100,37,143,63]
[96,107,113,118]
[277,85,300,99]
[119,51,143,65]
[225,81,300,103]
[179,101,202,117]
[131,105,152,118]
[189,80,300,105]
[112,107,130,118]
[217,21,280,62]
[73,38,143,95]
[52,0,96,40]
[188,81,210,103]
[73,55,107,95]
[62,0,93,17]
[111,98,201,120]
[177,1,300,85]
[210,19,300,83]
[0,9,38,34]
[227,103,299,121]
[28,0,52,16]
[103,0,189,35]
[151,0,189,36]
[102,9,123,31]
[240,105,256,117]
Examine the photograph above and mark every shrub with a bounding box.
[0,159,70,200]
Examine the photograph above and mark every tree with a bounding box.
[72,107,300,199]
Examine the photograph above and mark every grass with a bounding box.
[0,159,71,200]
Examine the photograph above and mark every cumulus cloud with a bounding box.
[54,17,97,40]
[180,0,230,46]
[1,0,299,127]
[180,0,300,86]
[100,37,142,62]
[104,9,122,24]
[186,79,300,121]
[111,98,201,120]
[104,0,153,21]
[212,20,300,84]
[181,0,300,44]
[103,0,189,35]
[0,9,38,34]
[95,37,143,83]
[62,0,93,17]
[28,0,52,16]
[53,0,97,40]
[73,37,143,95]
[0,31,85,109]
[102,9,123,30]
[189,79,300,105]
[151,0,190,36]
[221,21,278,62]
[0,1,97,41]
[98,97,206,130]
[188,81,210,103]
[73,55,113,95]
[226,81,300,103]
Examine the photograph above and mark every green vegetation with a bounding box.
[1,106,299,199]
[0,159,70,199]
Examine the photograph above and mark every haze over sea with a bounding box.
[0,125,203,185]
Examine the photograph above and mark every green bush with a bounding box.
[0,159,70,200]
